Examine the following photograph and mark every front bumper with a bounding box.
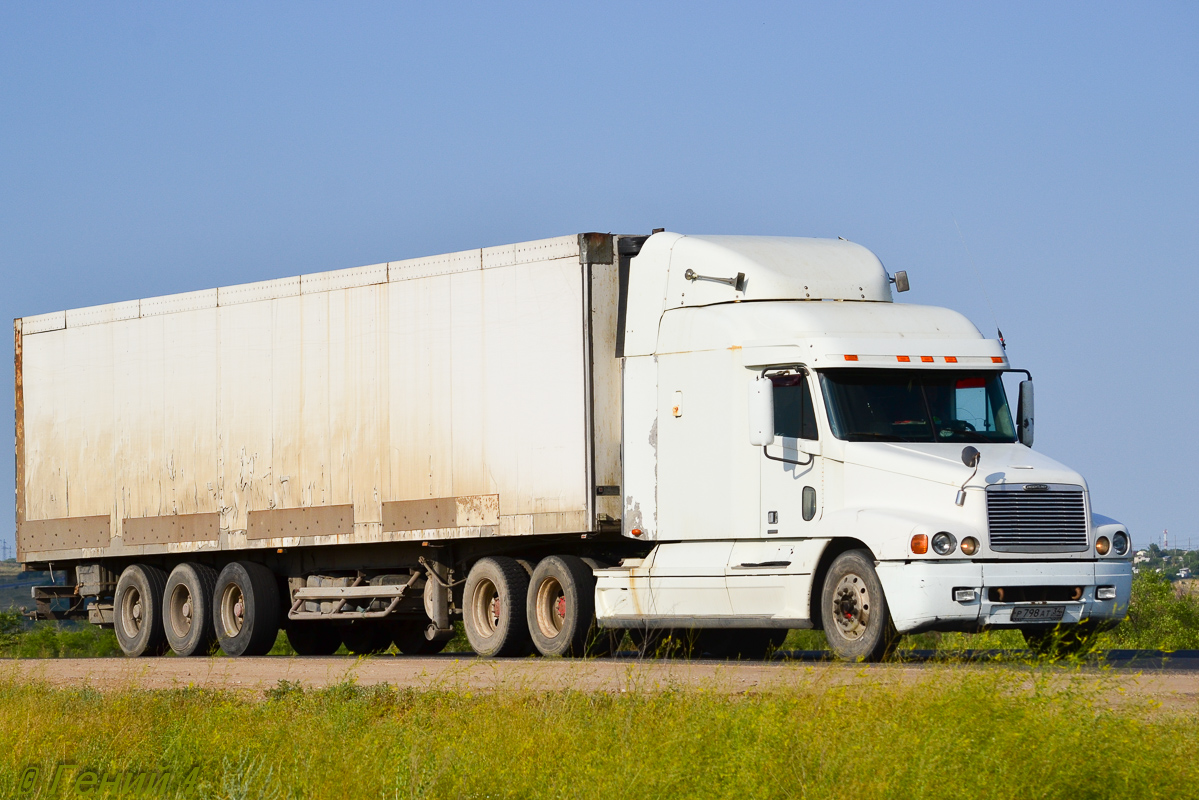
[875,559,1133,635]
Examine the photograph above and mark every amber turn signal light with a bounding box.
[1095,536,1111,555]
[911,534,928,555]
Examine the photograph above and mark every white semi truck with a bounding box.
[13,231,1133,661]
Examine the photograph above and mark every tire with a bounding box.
[163,562,219,656]
[284,620,343,656]
[391,619,451,655]
[341,621,393,655]
[526,555,606,657]
[213,561,282,657]
[114,564,170,657]
[462,556,532,657]
[820,550,898,662]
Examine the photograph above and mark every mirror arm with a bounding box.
[754,364,814,462]
[762,445,814,466]
[1003,368,1033,381]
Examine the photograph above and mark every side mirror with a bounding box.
[748,376,775,447]
[961,446,980,468]
[1017,380,1034,447]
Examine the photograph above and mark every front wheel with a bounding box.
[819,550,897,662]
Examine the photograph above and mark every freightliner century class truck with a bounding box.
[13,232,1134,661]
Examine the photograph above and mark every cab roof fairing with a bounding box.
[622,233,895,358]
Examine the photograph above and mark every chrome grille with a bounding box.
[986,486,1088,552]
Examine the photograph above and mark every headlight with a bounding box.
[1095,536,1111,556]
[1112,531,1129,556]
[960,536,979,556]
[931,531,957,556]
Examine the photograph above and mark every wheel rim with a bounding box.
[119,585,143,640]
[168,583,194,639]
[220,583,245,638]
[830,573,872,641]
[534,577,566,639]
[471,578,500,638]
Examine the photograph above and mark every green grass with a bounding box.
[0,667,1194,799]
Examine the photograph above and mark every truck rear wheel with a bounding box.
[114,564,170,657]
[820,550,897,662]
[463,556,532,657]
[213,561,281,657]
[163,562,219,656]
[526,555,603,657]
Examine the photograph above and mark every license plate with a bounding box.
[1011,605,1066,622]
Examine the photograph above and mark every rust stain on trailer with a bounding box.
[18,515,110,552]
[122,512,220,545]
[247,505,354,540]
[382,494,500,532]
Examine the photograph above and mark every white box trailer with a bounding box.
[14,231,1133,661]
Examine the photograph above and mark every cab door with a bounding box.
[727,370,823,618]
[759,371,823,537]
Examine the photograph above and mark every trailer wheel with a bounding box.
[163,562,219,656]
[527,555,607,657]
[820,550,897,662]
[213,561,281,657]
[114,564,170,657]
[284,620,343,656]
[392,620,451,655]
[462,557,532,657]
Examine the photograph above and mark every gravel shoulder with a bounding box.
[4,654,1198,711]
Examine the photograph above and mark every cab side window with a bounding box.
[771,374,818,440]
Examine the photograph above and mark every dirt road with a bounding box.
[5,653,1199,710]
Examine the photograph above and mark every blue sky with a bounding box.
[2,2,1196,555]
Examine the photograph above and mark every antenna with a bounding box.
[953,217,1005,349]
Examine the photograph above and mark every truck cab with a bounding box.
[596,232,1133,659]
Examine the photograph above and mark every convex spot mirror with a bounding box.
[961,446,981,468]
[748,376,775,446]
[1017,380,1034,447]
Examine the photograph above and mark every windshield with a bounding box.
[819,369,1016,443]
